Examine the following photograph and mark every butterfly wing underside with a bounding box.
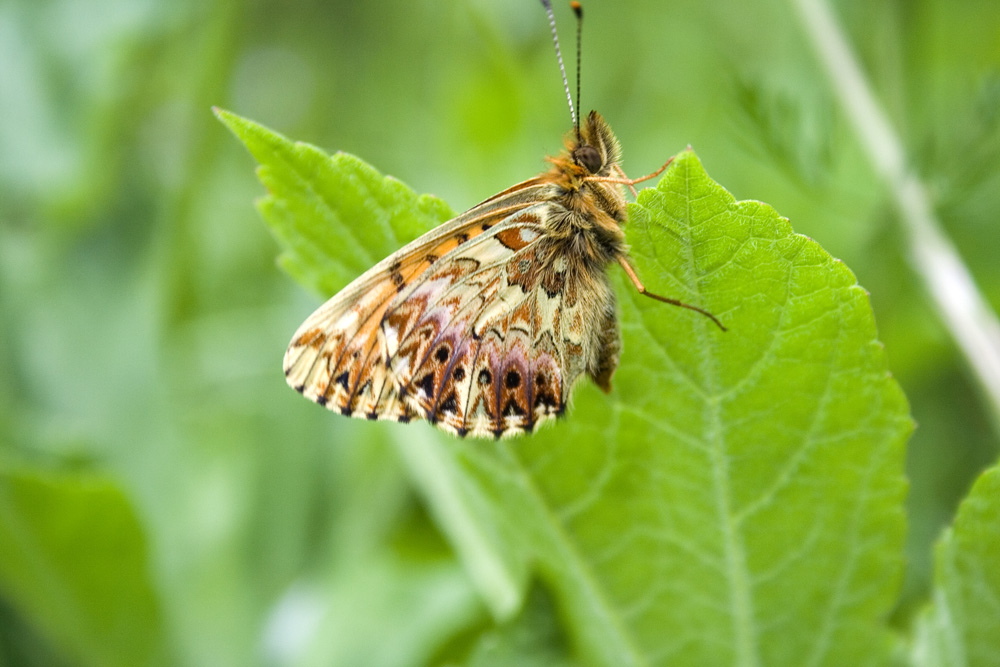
[283,179,593,437]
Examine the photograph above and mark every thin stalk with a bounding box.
[791,0,1000,424]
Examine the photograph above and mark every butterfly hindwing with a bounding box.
[390,211,571,437]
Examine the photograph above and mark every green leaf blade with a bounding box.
[589,151,910,665]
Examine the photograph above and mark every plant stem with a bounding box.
[791,0,1000,425]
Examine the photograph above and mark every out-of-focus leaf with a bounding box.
[449,586,576,667]
[911,465,1000,667]
[0,597,75,667]
[256,430,487,667]
[0,469,170,667]
[274,557,482,667]
[222,112,912,666]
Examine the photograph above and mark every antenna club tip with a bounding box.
[570,1,582,17]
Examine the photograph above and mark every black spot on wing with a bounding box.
[503,399,525,417]
[417,372,435,398]
[334,371,350,390]
[440,393,458,414]
[534,392,558,412]
[504,370,521,389]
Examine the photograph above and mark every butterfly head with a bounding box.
[570,110,623,177]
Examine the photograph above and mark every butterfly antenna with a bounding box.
[540,0,577,133]
[572,1,582,142]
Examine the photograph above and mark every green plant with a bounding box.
[212,108,1000,666]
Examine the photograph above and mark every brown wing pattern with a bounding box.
[380,212,573,437]
[283,179,583,437]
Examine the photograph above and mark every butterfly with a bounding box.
[283,1,725,439]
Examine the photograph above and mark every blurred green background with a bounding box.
[1,0,998,665]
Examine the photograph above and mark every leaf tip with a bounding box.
[212,106,236,128]
[213,107,257,146]
[672,146,701,168]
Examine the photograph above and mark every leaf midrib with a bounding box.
[679,164,761,667]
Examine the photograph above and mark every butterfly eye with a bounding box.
[574,145,603,174]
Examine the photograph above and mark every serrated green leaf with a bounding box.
[213,108,453,297]
[0,469,170,667]
[911,465,1000,667]
[221,111,912,666]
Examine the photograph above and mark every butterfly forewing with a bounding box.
[283,178,581,437]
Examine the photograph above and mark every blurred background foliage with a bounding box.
[0,0,998,665]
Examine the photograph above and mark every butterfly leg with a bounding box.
[587,156,675,187]
[612,164,639,197]
[618,256,727,331]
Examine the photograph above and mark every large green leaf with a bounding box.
[219,110,912,666]
[911,465,1000,667]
